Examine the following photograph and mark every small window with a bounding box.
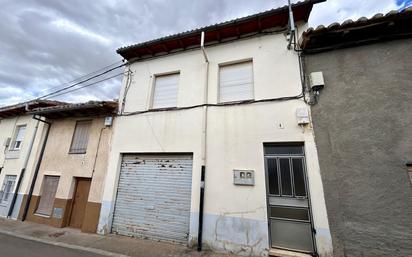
[152,73,179,109]
[36,176,59,216]
[0,175,17,204]
[11,125,26,150]
[219,61,253,103]
[69,120,92,154]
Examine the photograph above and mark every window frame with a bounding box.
[10,125,27,151]
[218,59,254,103]
[69,120,92,154]
[150,71,180,110]
[0,175,17,205]
[35,175,60,217]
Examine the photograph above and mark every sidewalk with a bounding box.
[0,218,237,257]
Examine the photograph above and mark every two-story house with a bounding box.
[98,1,333,257]
[18,101,117,233]
[0,100,60,219]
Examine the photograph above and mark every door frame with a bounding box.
[67,177,91,228]
[263,143,318,255]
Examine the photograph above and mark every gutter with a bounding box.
[21,115,51,221]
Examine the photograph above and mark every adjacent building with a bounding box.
[301,8,412,257]
[98,1,333,257]
[0,100,60,219]
[18,101,117,233]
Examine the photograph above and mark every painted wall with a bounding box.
[304,38,412,257]
[0,114,46,218]
[99,30,333,256]
[23,116,112,233]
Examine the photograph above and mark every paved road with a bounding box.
[0,233,108,257]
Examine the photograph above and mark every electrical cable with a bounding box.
[43,72,125,99]
[35,62,127,100]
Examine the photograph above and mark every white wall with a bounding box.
[0,115,46,218]
[99,29,333,257]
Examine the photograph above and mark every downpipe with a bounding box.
[21,115,51,221]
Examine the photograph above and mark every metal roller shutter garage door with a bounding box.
[112,154,193,244]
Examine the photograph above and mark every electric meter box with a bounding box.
[233,170,255,186]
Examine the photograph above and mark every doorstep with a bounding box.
[0,217,237,257]
[269,248,313,257]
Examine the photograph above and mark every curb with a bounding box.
[0,229,131,257]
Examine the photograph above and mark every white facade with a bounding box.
[0,114,45,218]
[98,28,333,256]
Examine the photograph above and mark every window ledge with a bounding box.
[34,213,51,218]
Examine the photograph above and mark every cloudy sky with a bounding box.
[0,0,409,106]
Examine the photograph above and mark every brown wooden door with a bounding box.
[69,178,91,229]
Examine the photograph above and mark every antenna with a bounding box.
[287,0,296,50]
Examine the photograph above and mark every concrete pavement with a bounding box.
[0,233,107,257]
[0,218,237,257]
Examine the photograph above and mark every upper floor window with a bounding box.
[69,120,92,154]
[11,125,26,150]
[219,60,254,103]
[152,73,179,109]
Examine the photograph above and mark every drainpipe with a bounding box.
[287,0,296,50]
[21,115,51,221]
[198,31,209,251]
[7,106,40,218]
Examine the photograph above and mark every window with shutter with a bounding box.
[0,175,17,204]
[36,176,59,216]
[152,73,179,109]
[219,61,254,103]
[69,120,92,154]
[11,125,26,150]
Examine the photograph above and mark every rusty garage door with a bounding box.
[111,154,193,244]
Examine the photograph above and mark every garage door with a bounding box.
[111,154,193,244]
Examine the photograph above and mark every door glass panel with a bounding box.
[292,158,307,197]
[279,158,292,196]
[270,219,313,252]
[270,206,309,221]
[267,158,279,195]
[264,145,303,155]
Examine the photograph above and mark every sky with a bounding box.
[0,0,409,107]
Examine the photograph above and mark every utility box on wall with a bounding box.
[233,170,255,186]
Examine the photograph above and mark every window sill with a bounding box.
[217,99,254,105]
[34,213,51,218]
[68,151,87,155]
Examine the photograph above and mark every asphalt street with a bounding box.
[0,233,108,257]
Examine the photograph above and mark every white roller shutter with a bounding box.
[112,154,193,244]
[152,73,179,109]
[219,61,254,103]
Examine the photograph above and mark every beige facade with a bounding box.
[21,103,115,233]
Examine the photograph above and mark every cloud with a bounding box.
[0,0,403,107]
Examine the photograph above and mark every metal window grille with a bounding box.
[0,175,17,204]
[69,120,92,154]
[219,61,254,103]
[36,176,59,216]
[152,73,179,109]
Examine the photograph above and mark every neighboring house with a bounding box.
[301,8,412,257]
[0,100,61,219]
[19,101,117,233]
[98,1,333,257]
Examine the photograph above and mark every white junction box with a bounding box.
[233,170,255,186]
[104,116,113,126]
[296,106,310,125]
